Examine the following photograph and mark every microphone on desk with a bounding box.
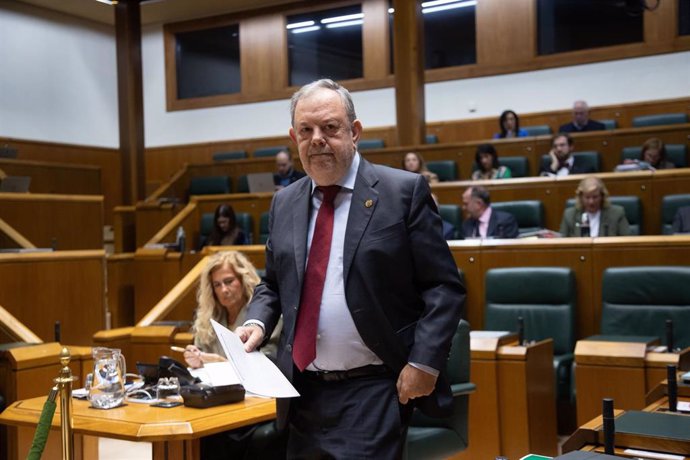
[667,365,678,413]
[666,319,675,353]
[54,320,61,343]
[603,398,615,455]
[517,316,525,346]
[580,213,590,237]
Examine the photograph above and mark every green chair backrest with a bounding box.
[438,204,463,240]
[259,212,270,244]
[189,176,232,195]
[212,150,247,161]
[621,144,687,167]
[498,156,529,178]
[492,200,544,234]
[358,139,385,150]
[237,175,249,193]
[565,196,641,235]
[540,151,601,173]
[484,267,576,355]
[601,266,690,349]
[427,160,458,181]
[662,194,690,234]
[600,119,617,130]
[425,134,439,144]
[632,113,688,128]
[236,212,254,243]
[253,146,288,158]
[522,124,552,136]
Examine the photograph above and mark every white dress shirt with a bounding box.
[586,210,601,237]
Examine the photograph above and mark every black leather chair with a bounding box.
[661,194,690,234]
[427,160,458,182]
[188,176,232,196]
[438,204,463,240]
[253,146,288,158]
[212,150,247,161]
[499,156,529,178]
[492,200,544,235]
[484,267,576,402]
[632,113,688,128]
[601,266,690,349]
[405,319,474,459]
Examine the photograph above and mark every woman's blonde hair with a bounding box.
[191,251,260,347]
[402,151,431,174]
[575,176,610,210]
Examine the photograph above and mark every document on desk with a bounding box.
[211,319,299,398]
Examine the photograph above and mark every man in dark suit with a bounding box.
[540,133,596,176]
[461,186,519,238]
[672,206,690,233]
[559,100,606,133]
[273,150,306,189]
[235,79,465,459]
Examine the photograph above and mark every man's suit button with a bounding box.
[286,344,292,352]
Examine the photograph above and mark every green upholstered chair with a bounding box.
[540,151,601,173]
[212,150,247,161]
[632,113,688,128]
[259,212,270,244]
[565,196,641,235]
[600,119,617,130]
[236,175,249,193]
[438,204,463,240]
[498,156,529,178]
[427,160,458,182]
[358,139,385,150]
[601,266,690,349]
[253,146,288,158]
[522,124,553,136]
[236,213,254,244]
[425,134,439,144]
[484,267,576,401]
[621,144,687,168]
[662,194,690,235]
[492,200,544,235]
[188,176,232,196]
[405,319,475,459]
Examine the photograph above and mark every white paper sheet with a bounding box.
[211,319,299,398]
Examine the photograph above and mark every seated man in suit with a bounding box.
[273,150,306,190]
[461,186,519,239]
[559,100,606,133]
[559,176,630,237]
[540,133,596,177]
[672,206,690,233]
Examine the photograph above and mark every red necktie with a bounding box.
[293,185,341,371]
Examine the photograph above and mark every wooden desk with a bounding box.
[0,395,276,460]
[456,334,557,459]
[575,339,690,425]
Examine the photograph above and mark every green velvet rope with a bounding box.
[26,398,57,460]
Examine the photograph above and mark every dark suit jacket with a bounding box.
[540,155,596,176]
[559,120,606,133]
[461,208,519,239]
[247,157,465,427]
[672,206,690,233]
[273,169,306,187]
[559,205,630,237]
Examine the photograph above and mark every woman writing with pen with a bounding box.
[182,251,281,368]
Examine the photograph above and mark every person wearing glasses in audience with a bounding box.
[471,143,512,180]
[559,177,630,237]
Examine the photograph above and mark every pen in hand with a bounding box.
[170,346,186,353]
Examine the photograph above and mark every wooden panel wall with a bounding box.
[0,159,101,196]
[0,251,106,345]
[0,137,120,224]
[0,193,103,250]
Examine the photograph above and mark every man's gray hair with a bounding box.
[290,79,357,127]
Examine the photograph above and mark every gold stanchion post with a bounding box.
[54,347,75,460]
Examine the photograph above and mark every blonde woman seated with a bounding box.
[559,176,630,237]
[402,151,439,184]
[184,251,280,368]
